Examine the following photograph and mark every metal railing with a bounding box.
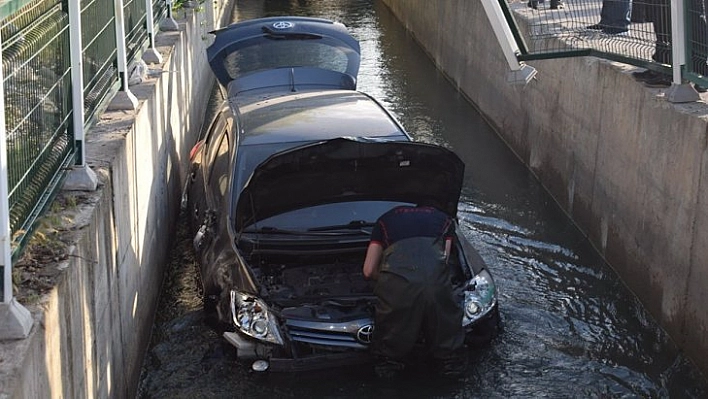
[124,0,148,67]
[0,0,177,307]
[3,0,73,241]
[500,0,708,87]
[81,0,119,122]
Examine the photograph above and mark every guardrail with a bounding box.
[0,0,179,335]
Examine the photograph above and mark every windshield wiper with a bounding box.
[307,220,375,232]
[243,226,366,236]
[243,226,303,235]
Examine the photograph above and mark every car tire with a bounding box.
[203,291,220,325]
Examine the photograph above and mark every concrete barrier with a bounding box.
[380,0,708,378]
[0,2,232,397]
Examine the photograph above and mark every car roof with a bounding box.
[235,90,409,145]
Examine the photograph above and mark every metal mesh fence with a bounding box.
[0,0,173,267]
[124,0,148,64]
[2,0,73,240]
[81,0,118,122]
[153,0,168,27]
[685,0,708,81]
[508,0,662,60]
[506,0,708,84]
[0,0,173,301]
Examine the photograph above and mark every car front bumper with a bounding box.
[223,303,501,372]
[223,330,373,372]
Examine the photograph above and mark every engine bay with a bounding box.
[249,242,472,312]
[252,251,375,307]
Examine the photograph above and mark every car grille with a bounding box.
[285,318,372,349]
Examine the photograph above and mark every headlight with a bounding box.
[462,269,497,327]
[230,291,284,345]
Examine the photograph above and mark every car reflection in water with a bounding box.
[184,16,500,373]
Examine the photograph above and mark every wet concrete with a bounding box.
[137,0,708,397]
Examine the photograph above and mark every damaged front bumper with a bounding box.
[223,330,373,372]
[228,289,377,372]
[224,291,499,372]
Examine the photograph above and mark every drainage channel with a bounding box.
[136,0,708,397]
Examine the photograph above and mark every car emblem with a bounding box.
[356,324,374,344]
[272,21,293,30]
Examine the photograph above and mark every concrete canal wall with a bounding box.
[380,0,708,378]
[0,2,232,397]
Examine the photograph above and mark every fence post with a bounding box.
[64,0,99,190]
[667,0,700,102]
[108,0,139,110]
[161,0,179,31]
[142,0,164,64]
[480,0,537,85]
[0,32,33,339]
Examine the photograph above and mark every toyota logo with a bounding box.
[272,21,293,30]
[356,324,374,344]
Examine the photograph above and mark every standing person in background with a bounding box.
[587,0,632,34]
[527,0,564,10]
[362,204,465,378]
[632,0,673,87]
[633,0,708,91]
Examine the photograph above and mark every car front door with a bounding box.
[189,111,232,257]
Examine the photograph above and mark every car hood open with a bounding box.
[234,137,465,232]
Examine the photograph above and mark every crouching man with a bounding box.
[362,204,465,377]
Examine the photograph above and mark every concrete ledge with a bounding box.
[382,0,708,378]
[106,89,139,111]
[0,2,233,397]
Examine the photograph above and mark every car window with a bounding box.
[203,114,227,165]
[233,141,309,198]
[208,131,231,206]
[224,39,350,80]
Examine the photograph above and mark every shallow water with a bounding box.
[137,1,708,397]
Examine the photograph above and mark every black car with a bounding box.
[185,16,500,372]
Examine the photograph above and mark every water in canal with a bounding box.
[137,0,708,397]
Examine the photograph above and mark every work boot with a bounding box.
[602,26,628,34]
[374,358,405,378]
[632,69,658,82]
[550,0,563,9]
[643,74,672,88]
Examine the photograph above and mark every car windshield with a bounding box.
[233,141,310,197]
[232,142,410,233]
[243,201,410,232]
[224,38,350,80]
